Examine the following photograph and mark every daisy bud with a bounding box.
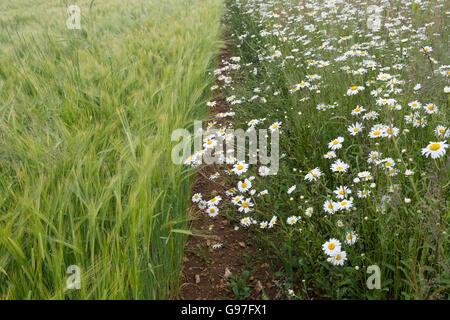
[353,177,360,183]
[355,266,360,270]
[405,198,411,203]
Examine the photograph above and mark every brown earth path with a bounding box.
[180,40,278,300]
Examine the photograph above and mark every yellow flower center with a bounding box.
[242,183,247,188]
[429,143,441,151]
[237,165,244,170]
[373,130,381,136]
[351,86,359,90]
[242,202,248,208]
[328,243,335,250]
[336,166,343,171]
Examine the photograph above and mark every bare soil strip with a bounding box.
[180,41,278,300]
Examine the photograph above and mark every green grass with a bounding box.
[0,0,223,299]
[222,0,449,299]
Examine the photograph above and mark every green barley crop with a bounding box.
[0,0,223,299]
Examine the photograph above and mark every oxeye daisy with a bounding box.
[207,206,219,217]
[322,238,341,256]
[240,217,252,227]
[331,159,349,173]
[269,121,282,132]
[305,167,322,181]
[238,198,254,213]
[212,243,223,249]
[287,216,298,225]
[232,162,249,175]
[305,207,314,217]
[345,232,358,245]
[268,216,277,228]
[334,185,352,199]
[357,171,373,181]
[203,138,218,149]
[192,193,202,203]
[231,195,244,205]
[323,199,338,214]
[435,125,449,138]
[408,100,421,109]
[347,85,365,95]
[328,137,344,150]
[238,179,252,192]
[367,151,382,163]
[378,157,395,168]
[207,195,222,207]
[330,251,347,266]
[258,189,268,196]
[385,126,399,138]
[198,200,207,210]
[337,199,353,211]
[260,221,268,229]
[357,189,371,198]
[324,150,337,159]
[421,141,448,159]
[423,103,438,114]
[225,188,235,196]
[348,122,364,135]
[368,124,387,138]
[351,105,366,115]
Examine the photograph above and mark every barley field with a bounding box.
[0,0,223,299]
